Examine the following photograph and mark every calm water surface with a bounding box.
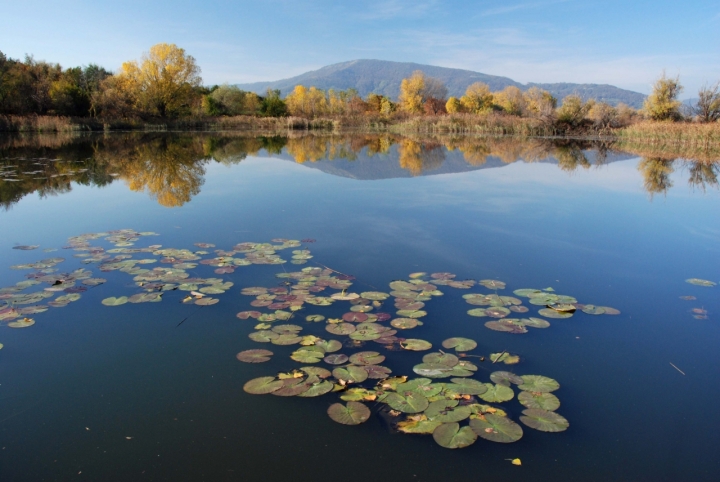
[0,133,719,482]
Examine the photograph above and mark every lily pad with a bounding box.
[432,422,477,449]
[441,337,477,352]
[490,371,524,386]
[520,409,569,432]
[323,354,349,365]
[490,352,520,364]
[686,278,716,287]
[384,392,430,413]
[364,365,392,379]
[236,349,273,363]
[401,339,432,351]
[349,351,386,366]
[391,318,418,329]
[479,280,505,290]
[102,296,128,306]
[296,380,334,397]
[518,391,561,411]
[327,401,371,425]
[306,315,325,322]
[423,352,459,367]
[478,383,515,403]
[522,317,551,328]
[446,378,488,395]
[8,318,35,328]
[469,414,523,443]
[332,366,368,383]
[396,309,427,319]
[581,305,606,315]
[249,330,279,343]
[538,308,573,319]
[326,323,356,335]
[195,297,219,306]
[397,418,443,434]
[425,401,472,423]
[467,308,487,317]
[291,348,324,363]
[315,339,342,353]
[518,375,560,393]
[243,376,284,394]
[413,363,454,378]
[271,334,303,346]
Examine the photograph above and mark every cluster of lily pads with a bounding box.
[234,269,582,449]
[4,231,627,451]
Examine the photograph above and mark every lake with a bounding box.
[1,132,719,482]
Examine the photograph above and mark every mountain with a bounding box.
[236,59,646,108]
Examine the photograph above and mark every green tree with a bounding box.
[643,73,683,121]
[260,89,287,117]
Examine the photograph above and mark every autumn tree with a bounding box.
[460,82,494,114]
[523,87,556,121]
[446,97,463,113]
[118,43,202,117]
[493,86,527,116]
[693,82,720,123]
[643,73,683,121]
[556,94,594,127]
[399,71,448,114]
[204,85,260,116]
[285,85,328,117]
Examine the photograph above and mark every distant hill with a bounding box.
[236,59,646,108]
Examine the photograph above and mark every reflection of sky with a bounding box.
[1,154,720,481]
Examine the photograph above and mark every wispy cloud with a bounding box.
[355,0,439,20]
[478,0,572,17]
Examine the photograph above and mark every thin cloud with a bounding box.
[478,0,572,17]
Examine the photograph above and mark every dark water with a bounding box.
[0,133,719,482]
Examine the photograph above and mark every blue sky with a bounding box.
[1,0,718,95]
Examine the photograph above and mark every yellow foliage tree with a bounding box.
[446,97,463,113]
[285,85,328,117]
[118,43,202,117]
[460,82,494,114]
[493,86,526,116]
[399,71,425,114]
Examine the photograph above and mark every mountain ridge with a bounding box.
[236,59,646,108]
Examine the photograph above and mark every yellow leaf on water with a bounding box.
[511,458,522,466]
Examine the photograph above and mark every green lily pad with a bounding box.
[306,315,325,322]
[390,318,418,329]
[296,380,333,397]
[315,340,342,353]
[478,383,514,403]
[271,334,303,346]
[397,419,443,434]
[423,352,459,367]
[340,388,377,402]
[490,371,523,386]
[327,401,371,425]
[8,318,35,328]
[518,391,561,411]
[445,378,488,395]
[361,291,390,300]
[467,308,487,317]
[485,320,528,333]
[514,289,544,297]
[324,354,349,365]
[469,414,523,443]
[364,365,392,379]
[396,309,427,319]
[522,317,551,328]
[425,401,472,423]
[581,305,606,315]
[332,366,368,383]
[441,337,477,352]
[486,307,511,318]
[349,351,385,366]
[243,376,284,394]
[518,375,560,393]
[384,392,430,413]
[102,296,128,306]
[686,278,716,287]
[538,308,573,319]
[291,348,324,363]
[195,297,219,306]
[326,323,356,335]
[236,349,273,363]
[413,363,454,378]
[401,339,432,351]
[490,352,520,364]
[520,409,569,432]
[432,422,477,449]
[300,366,332,379]
[272,377,313,397]
[248,330,278,342]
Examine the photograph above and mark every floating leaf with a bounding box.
[686,278,716,287]
[423,352,459,367]
[248,331,278,343]
[485,320,528,334]
[195,297,219,306]
[441,337,477,352]
[478,383,514,403]
[519,409,569,432]
[332,366,368,383]
[361,291,390,301]
[518,375,560,393]
[490,352,519,364]
[243,376,284,395]
[271,334,303,346]
[522,317,551,328]
[326,323,356,335]
[599,306,621,315]
[396,309,427,319]
[518,391,560,411]
[306,315,325,322]
[397,418,442,434]
[102,296,128,306]
[296,380,334,397]
[324,354,349,365]
[391,318,418,329]
[236,311,261,320]
[315,339,342,353]
[236,349,273,363]
[432,422,477,449]
[300,366,332,379]
[349,351,386,366]
[327,401,371,425]
[467,308,487,317]
[445,378,488,395]
[384,392,430,413]
[425,401,472,423]
[364,365,392,379]
[538,308,572,319]
[479,280,506,290]
[401,339,432,351]
[490,371,523,386]
[470,414,524,443]
[291,348,324,363]
[8,318,35,328]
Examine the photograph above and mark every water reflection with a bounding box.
[1,132,718,208]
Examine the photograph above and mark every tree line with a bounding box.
[1,43,718,126]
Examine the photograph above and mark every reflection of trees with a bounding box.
[398,139,445,176]
[638,157,675,196]
[2,132,719,209]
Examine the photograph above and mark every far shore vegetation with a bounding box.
[1,44,720,148]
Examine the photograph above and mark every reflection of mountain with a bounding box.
[1,132,716,208]
[260,145,636,181]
